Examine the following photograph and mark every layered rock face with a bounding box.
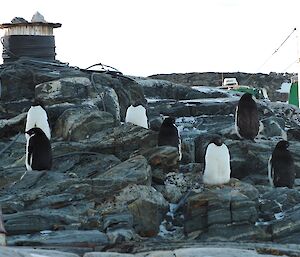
[0,59,300,256]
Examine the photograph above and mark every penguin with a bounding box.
[125,101,149,129]
[235,93,259,141]
[25,100,51,140]
[268,140,295,189]
[25,127,52,171]
[158,116,182,161]
[203,136,231,185]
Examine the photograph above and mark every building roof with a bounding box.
[0,22,61,29]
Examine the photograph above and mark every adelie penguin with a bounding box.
[158,116,182,161]
[25,100,51,140]
[125,101,149,129]
[268,140,295,189]
[203,135,231,185]
[235,93,259,141]
[25,127,52,171]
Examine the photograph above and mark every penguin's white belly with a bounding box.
[25,137,33,171]
[203,144,231,185]
[125,105,148,129]
[26,106,51,140]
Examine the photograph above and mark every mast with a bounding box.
[298,27,300,107]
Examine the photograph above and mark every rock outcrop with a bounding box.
[0,59,300,256]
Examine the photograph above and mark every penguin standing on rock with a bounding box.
[25,100,51,140]
[125,101,149,129]
[203,135,231,185]
[268,140,295,189]
[235,93,259,141]
[25,127,52,171]
[158,116,182,161]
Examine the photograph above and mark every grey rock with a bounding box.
[142,146,180,173]
[116,185,169,237]
[54,105,117,140]
[85,253,134,257]
[147,98,238,118]
[199,223,269,242]
[82,155,152,200]
[91,73,145,121]
[135,247,281,257]
[106,228,135,244]
[260,116,287,139]
[184,179,259,237]
[8,229,108,247]
[103,213,133,231]
[3,209,78,235]
[87,82,121,122]
[136,78,230,100]
[149,71,290,102]
[0,247,79,257]
[35,77,90,104]
[52,152,121,179]
[0,113,26,138]
[84,123,158,161]
[161,172,200,204]
[259,187,300,221]
[128,199,166,237]
[271,204,300,243]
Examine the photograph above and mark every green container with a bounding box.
[288,82,299,107]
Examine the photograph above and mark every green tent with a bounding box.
[288,82,299,107]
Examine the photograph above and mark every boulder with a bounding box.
[91,73,145,121]
[115,185,169,237]
[259,187,300,222]
[142,146,180,175]
[8,230,108,247]
[54,105,117,140]
[103,212,134,243]
[270,203,300,243]
[83,155,152,200]
[85,253,133,257]
[0,247,79,257]
[84,123,158,161]
[3,209,78,235]
[35,77,90,104]
[136,78,230,100]
[184,179,259,238]
[0,113,26,138]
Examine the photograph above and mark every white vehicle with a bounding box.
[223,77,239,87]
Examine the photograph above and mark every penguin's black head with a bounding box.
[132,99,146,108]
[275,140,289,150]
[163,116,176,126]
[240,93,254,101]
[32,99,46,109]
[210,135,223,146]
[25,127,45,136]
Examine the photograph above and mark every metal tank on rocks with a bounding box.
[0,12,61,63]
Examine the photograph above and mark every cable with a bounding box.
[272,28,297,55]
[245,28,297,85]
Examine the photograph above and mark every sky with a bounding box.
[0,0,299,77]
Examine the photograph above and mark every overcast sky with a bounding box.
[0,0,299,77]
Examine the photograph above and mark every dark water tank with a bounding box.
[0,22,61,63]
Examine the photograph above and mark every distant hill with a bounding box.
[149,71,296,102]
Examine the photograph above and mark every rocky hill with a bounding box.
[149,71,295,102]
[0,58,300,257]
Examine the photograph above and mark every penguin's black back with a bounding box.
[237,93,259,140]
[271,141,295,188]
[27,128,52,170]
[158,117,180,149]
